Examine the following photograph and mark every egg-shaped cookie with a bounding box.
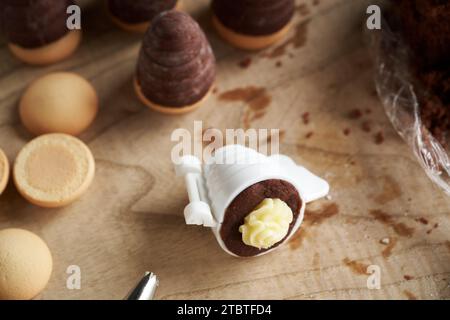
[0,228,53,300]
[20,72,98,136]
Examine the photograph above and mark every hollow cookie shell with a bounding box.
[0,149,9,195]
[0,229,53,300]
[14,134,95,208]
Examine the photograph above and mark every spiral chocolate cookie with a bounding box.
[135,10,216,114]
[1,0,81,65]
[108,0,180,33]
[211,0,295,50]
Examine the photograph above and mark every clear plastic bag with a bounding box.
[369,17,450,195]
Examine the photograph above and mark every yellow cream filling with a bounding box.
[239,198,293,249]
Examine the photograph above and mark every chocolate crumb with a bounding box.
[415,217,429,225]
[348,109,363,119]
[305,131,314,139]
[276,61,282,68]
[374,131,384,145]
[239,57,252,69]
[302,112,310,125]
[404,275,414,281]
[426,223,439,234]
[343,128,351,136]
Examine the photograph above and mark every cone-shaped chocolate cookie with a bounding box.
[212,0,295,50]
[108,0,180,33]
[0,0,81,65]
[135,10,216,114]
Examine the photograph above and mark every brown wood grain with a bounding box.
[0,0,449,300]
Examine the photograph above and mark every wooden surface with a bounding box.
[0,0,449,300]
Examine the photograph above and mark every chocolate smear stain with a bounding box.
[343,258,369,275]
[304,203,339,225]
[404,290,417,300]
[264,20,310,59]
[289,228,309,250]
[370,210,415,237]
[289,202,339,249]
[219,86,272,129]
[404,275,414,281]
[381,237,397,258]
[372,176,402,205]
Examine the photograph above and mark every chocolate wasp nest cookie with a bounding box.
[0,0,81,65]
[135,10,216,114]
[108,0,179,33]
[211,0,295,50]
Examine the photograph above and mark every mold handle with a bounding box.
[175,155,217,227]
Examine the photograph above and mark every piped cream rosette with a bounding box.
[239,198,293,249]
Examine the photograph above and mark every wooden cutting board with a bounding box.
[0,0,449,300]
